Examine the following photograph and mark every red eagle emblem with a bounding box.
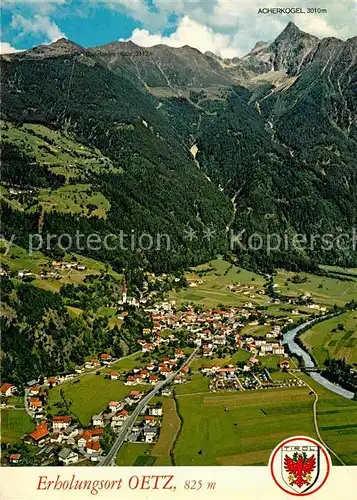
[284,452,316,488]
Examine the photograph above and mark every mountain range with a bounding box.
[1,22,356,272]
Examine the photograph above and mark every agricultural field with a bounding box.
[301,311,357,366]
[275,269,357,308]
[297,373,357,466]
[0,241,121,293]
[240,324,271,338]
[171,367,357,466]
[270,371,296,381]
[1,121,120,182]
[170,258,268,308]
[0,409,34,444]
[36,184,110,218]
[116,398,180,466]
[49,372,148,426]
[106,353,144,373]
[174,374,210,395]
[173,387,317,466]
[116,443,154,466]
[151,398,180,465]
[260,355,297,369]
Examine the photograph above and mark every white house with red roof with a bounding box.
[100,353,112,364]
[129,390,142,400]
[29,398,43,411]
[142,343,154,353]
[28,385,41,396]
[280,360,290,370]
[159,366,172,378]
[9,453,21,464]
[52,416,72,430]
[139,370,149,379]
[111,409,129,428]
[0,383,17,397]
[149,375,159,385]
[125,375,137,386]
[108,401,119,412]
[25,423,49,447]
[143,415,156,426]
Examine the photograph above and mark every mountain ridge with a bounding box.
[1,22,356,272]
[3,22,355,92]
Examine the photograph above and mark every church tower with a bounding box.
[122,275,127,304]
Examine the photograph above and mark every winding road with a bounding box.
[98,348,199,466]
[290,371,346,465]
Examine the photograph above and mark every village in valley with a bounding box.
[1,293,304,466]
[1,258,357,467]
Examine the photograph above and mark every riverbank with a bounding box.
[283,317,355,399]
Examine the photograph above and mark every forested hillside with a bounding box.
[1,23,356,274]
[0,273,151,385]
[0,51,232,272]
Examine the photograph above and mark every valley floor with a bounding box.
[1,258,356,466]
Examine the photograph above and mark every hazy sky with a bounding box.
[1,1,356,57]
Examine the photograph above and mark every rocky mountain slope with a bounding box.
[1,23,356,271]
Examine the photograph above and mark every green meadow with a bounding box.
[151,398,180,465]
[301,311,357,366]
[116,443,155,466]
[275,269,357,308]
[0,242,121,293]
[36,184,110,219]
[172,375,357,466]
[298,373,357,466]
[189,349,251,372]
[170,259,267,308]
[49,371,148,426]
[173,386,317,466]
[1,121,120,182]
[1,121,120,220]
[0,409,34,444]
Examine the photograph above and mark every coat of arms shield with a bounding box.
[270,436,331,496]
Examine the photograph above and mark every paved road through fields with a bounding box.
[98,347,199,466]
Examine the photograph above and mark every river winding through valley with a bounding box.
[283,317,354,399]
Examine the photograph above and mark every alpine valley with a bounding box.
[1,21,357,271]
[1,23,357,468]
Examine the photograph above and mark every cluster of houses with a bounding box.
[9,346,176,465]
[243,324,287,357]
[226,282,265,300]
[91,399,164,444]
[26,384,47,417]
[124,349,188,386]
[22,416,105,464]
[127,404,163,444]
[51,261,87,271]
[137,304,289,362]
[145,303,289,341]
[17,393,165,466]
[199,359,305,392]
[16,260,87,282]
